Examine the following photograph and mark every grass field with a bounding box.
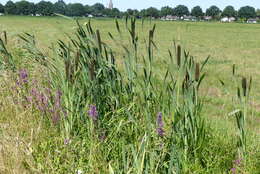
[0,16,260,173]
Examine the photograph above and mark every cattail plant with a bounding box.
[231,76,252,159]
[0,36,15,70]
[172,48,209,163]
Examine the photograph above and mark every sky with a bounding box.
[0,0,259,11]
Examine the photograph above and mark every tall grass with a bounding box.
[0,17,259,173]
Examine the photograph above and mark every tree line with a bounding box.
[0,0,259,19]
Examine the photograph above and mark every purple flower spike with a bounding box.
[88,105,98,121]
[156,112,165,137]
[26,96,33,103]
[64,138,71,145]
[19,69,28,83]
[234,158,242,166]
[231,168,236,174]
[55,90,62,108]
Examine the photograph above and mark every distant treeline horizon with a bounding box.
[0,0,259,19]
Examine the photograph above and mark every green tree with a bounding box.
[53,0,66,15]
[15,0,33,15]
[29,3,37,15]
[36,1,54,16]
[238,6,256,19]
[0,3,4,13]
[85,5,92,14]
[126,9,134,16]
[256,9,260,17]
[160,6,174,17]
[104,8,121,17]
[206,5,221,19]
[139,9,146,17]
[173,5,189,17]
[5,1,17,15]
[191,6,203,18]
[66,3,85,16]
[222,5,236,17]
[146,7,159,18]
[91,3,105,16]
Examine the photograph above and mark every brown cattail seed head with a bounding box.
[232,64,236,76]
[3,31,7,45]
[177,45,181,67]
[242,77,247,97]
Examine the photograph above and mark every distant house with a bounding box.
[229,17,236,22]
[221,17,236,23]
[183,15,197,21]
[221,17,229,22]
[0,13,4,16]
[204,16,212,21]
[161,15,179,21]
[247,18,257,24]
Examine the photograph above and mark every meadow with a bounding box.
[0,16,260,173]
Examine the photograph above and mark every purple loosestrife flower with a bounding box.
[156,112,165,137]
[88,105,98,121]
[26,96,33,103]
[18,69,28,84]
[64,138,71,145]
[55,90,62,108]
[52,111,60,125]
[231,167,236,174]
[234,158,242,166]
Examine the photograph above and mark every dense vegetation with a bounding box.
[0,0,260,19]
[0,16,259,173]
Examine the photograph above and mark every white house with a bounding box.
[204,16,212,21]
[221,17,229,22]
[221,17,236,23]
[161,15,179,21]
[229,17,236,22]
[247,18,257,24]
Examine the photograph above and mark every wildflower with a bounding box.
[55,90,62,108]
[77,169,83,174]
[18,69,28,83]
[31,88,38,97]
[26,96,33,103]
[156,112,165,137]
[88,105,98,121]
[52,112,60,124]
[99,131,106,141]
[234,158,241,166]
[64,138,71,145]
[231,167,236,174]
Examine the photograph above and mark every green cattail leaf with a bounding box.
[115,19,121,34]
[219,79,225,86]
[201,55,210,71]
